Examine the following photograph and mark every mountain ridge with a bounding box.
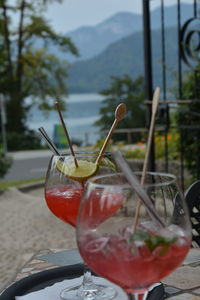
[66,3,193,93]
[63,3,192,62]
[68,26,186,93]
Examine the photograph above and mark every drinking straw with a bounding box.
[133,87,160,229]
[38,127,60,156]
[55,101,78,168]
[114,150,165,228]
[95,103,127,165]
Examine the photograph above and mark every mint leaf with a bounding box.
[145,235,177,253]
[129,229,177,255]
[129,228,149,244]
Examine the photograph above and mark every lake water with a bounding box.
[26,93,105,146]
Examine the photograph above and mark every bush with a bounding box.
[0,150,12,178]
[123,148,145,159]
[154,131,180,160]
[7,130,42,151]
[175,64,200,180]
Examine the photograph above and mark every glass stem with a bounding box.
[76,264,100,299]
[82,265,95,287]
[80,264,98,290]
[128,291,148,300]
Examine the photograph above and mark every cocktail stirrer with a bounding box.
[95,103,127,165]
[133,87,160,230]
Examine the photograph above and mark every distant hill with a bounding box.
[68,26,184,93]
[61,3,193,62]
[66,12,142,62]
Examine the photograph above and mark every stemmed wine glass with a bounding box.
[44,150,120,300]
[76,171,192,300]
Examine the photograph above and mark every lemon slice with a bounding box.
[56,159,98,181]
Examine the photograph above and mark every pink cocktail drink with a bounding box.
[76,171,192,299]
[45,186,123,227]
[45,186,83,227]
[44,153,121,300]
[79,225,190,293]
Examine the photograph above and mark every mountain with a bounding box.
[61,3,193,62]
[68,26,185,93]
[66,12,142,62]
[66,2,194,93]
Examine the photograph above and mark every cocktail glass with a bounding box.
[76,172,192,300]
[44,151,120,300]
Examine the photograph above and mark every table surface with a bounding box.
[2,247,200,299]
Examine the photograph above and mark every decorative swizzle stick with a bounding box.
[95,103,127,165]
[133,87,160,230]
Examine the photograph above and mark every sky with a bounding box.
[45,0,192,34]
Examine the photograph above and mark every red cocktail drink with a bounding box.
[44,152,121,300]
[45,186,123,227]
[76,172,192,299]
[45,186,83,227]
[79,225,190,293]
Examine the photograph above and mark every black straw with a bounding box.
[38,127,60,156]
[55,101,79,168]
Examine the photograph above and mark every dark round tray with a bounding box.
[0,264,165,299]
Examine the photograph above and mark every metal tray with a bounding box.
[0,264,165,299]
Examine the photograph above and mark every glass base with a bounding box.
[128,291,148,300]
[60,282,116,300]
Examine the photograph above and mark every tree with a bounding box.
[0,0,78,150]
[95,75,146,142]
[176,65,200,180]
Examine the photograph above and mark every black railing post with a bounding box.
[142,0,155,171]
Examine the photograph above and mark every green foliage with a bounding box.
[70,138,83,147]
[23,49,70,107]
[6,130,42,151]
[0,149,12,178]
[0,0,78,150]
[123,148,145,159]
[175,65,200,180]
[92,129,180,161]
[0,177,44,190]
[154,131,180,160]
[92,138,113,152]
[95,75,146,142]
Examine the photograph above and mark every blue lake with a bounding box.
[26,93,105,145]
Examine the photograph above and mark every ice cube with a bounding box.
[167,224,185,237]
[157,227,174,238]
[86,237,109,253]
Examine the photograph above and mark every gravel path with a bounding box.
[0,186,76,291]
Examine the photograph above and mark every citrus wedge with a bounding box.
[56,159,98,181]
